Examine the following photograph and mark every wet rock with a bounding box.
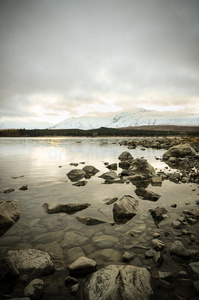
[193,280,199,292]
[76,216,106,226]
[171,204,177,208]
[73,180,88,186]
[7,249,54,276]
[70,283,79,295]
[169,173,181,183]
[118,151,133,161]
[35,241,64,260]
[187,208,199,218]
[122,252,134,262]
[163,144,197,160]
[113,195,139,223]
[0,200,20,235]
[61,231,89,248]
[99,171,118,180]
[43,202,90,214]
[189,262,199,279]
[135,188,161,201]
[170,240,190,258]
[68,256,97,276]
[66,246,85,263]
[151,239,165,251]
[70,163,78,166]
[92,235,118,249]
[82,165,99,176]
[89,248,121,262]
[107,163,117,170]
[103,197,118,205]
[84,265,154,300]
[119,161,131,169]
[24,278,44,299]
[18,185,28,190]
[67,169,86,182]
[128,224,146,237]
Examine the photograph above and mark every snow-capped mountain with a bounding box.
[50,110,199,130]
[0,120,52,129]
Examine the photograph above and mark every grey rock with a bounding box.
[65,276,78,286]
[107,163,117,170]
[99,171,118,180]
[130,158,155,175]
[145,249,156,259]
[170,240,190,258]
[19,185,28,190]
[135,188,160,201]
[0,200,20,232]
[43,202,90,214]
[172,220,183,229]
[113,195,139,222]
[67,169,86,182]
[73,180,88,186]
[82,165,99,176]
[163,144,196,160]
[2,188,15,193]
[8,249,54,275]
[24,278,44,299]
[154,251,164,267]
[68,256,97,276]
[84,265,154,300]
[149,206,168,221]
[151,176,162,186]
[118,151,133,161]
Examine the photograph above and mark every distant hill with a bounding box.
[50,110,199,129]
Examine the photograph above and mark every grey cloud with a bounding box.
[0,0,199,121]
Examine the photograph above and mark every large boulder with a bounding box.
[113,195,139,223]
[99,171,118,180]
[129,158,155,176]
[84,265,154,300]
[8,249,54,276]
[43,202,90,214]
[67,169,86,182]
[0,200,20,236]
[163,144,196,160]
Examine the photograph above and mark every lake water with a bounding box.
[0,137,199,299]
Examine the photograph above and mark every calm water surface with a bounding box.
[0,137,198,299]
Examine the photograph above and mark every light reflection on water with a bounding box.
[0,137,198,298]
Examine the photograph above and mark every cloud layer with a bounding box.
[0,0,199,123]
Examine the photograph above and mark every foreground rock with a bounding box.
[24,278,44,299]
[118,151,133,161]
[84,265,154,300]
[68,256,96,276]
[66,169,86,182]
[43,202,90,214]
[163,143,196,160]
[113,195,139,223]
[7,249,54,276]
[0,200,20,235]
[128,158,155,176]
[135,188,161,201]
[149,206,168,223]
[170,240,190,258]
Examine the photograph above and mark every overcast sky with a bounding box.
[0,0,199,124]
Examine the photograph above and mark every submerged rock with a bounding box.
[84,265,154,300]
[67,169,86,182]
[68,256,97,276]
[76,216,107,226]
[113,195,139,223]
[43,202,90,214]
[135,188,161,201]
[7,249,54,276]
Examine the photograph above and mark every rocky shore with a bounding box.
[0,137,199,299]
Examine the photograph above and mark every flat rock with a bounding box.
[92,235,118,249]
[84,265,154,300]
[43,202,90,214]
[8,249,54,276]
[68,256,96,276]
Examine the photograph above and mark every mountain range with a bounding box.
[1,109,199,130]
[50,110,199,130]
